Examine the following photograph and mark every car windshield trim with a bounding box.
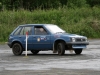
[45,25,65,34]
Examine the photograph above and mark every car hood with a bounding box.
[55,33,86,38]
[64,33,85,38]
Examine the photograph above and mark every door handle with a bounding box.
[33,36,36,38]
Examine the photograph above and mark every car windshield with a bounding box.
[45,25,65,34]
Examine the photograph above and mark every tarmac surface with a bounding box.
[0,39,100,75]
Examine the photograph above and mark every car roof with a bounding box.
[19,24,55,27]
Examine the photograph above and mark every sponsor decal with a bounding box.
[37,38,40,42]
[40,36,47,40]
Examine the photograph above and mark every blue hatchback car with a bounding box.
[8,24,89,56]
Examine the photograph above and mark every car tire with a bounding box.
[74,49,82,55]
[31,50,39,54]
[57,42,65,55]
[12,43,23,56]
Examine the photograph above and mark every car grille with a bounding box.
[76,38,86,42]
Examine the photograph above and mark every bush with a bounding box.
[67,0,88,8]
[0,7,100,42]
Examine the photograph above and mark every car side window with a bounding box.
[20,26,32,35]
[20,27,24,35]
[13,27,22,35]
[34,26,47,35]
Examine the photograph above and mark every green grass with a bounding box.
[0,7,100,42]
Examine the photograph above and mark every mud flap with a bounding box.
[53,43,57,53]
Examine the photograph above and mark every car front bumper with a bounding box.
[7,42,12,48]
[66,41,89,45]
[66,41,89,49]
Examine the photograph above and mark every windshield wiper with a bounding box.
[55,32,64,34]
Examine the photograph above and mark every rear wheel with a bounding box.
[57,42,65,55]
[31,50,39,54]
[74,49,83,55]
[12,43,23,56]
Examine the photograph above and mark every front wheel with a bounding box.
[74,49,83,55]
[31,50,39,54]
[12,43,23,56]
[57,42,65,55]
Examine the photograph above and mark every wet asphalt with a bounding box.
[0,39,100,75]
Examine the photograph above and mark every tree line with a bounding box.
[0,0,100,11]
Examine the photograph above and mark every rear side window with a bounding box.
[13,27,22,35]
[20,26,32,35]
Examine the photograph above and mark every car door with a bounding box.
[32,26,52,50]
[16,26,33,50]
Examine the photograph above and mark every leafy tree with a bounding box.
[67,0,87,8]
[0,0,100,10]
[0,2,2,10]
[86,0,100,7]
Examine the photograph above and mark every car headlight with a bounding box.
[72,37,76,42]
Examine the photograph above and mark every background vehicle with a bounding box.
[8,24,89,56]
